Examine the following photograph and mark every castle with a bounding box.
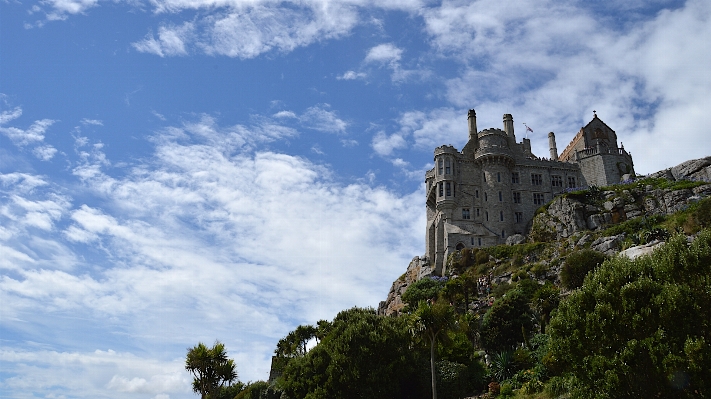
[425,110,635,274]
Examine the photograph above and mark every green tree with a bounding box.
[280,307,415,399]
[410,300,457,399]
[559,249,607,290]
[481,289,535,353]
[402,277,446,308]
[186,341,238,399]
[532,283,560,334]
[548,231,711,398]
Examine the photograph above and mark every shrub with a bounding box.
[548,231,711,398]
[475,250,490,265]
[402,277,445,306]
[559,249,606,290]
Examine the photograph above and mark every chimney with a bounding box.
[468,109,478,141]
[503,114,516,142]
[548,132,559,161]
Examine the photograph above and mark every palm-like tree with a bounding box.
[185,341,237,399]
[410,300,457,399]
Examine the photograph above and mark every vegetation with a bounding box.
[185,341,238,399]
[559,249,607,290]
[187,179,711,399]
[548,230,711,398]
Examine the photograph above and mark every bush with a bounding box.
[402,277,445,306]
[559,249,606,290]
[548,231,711,398]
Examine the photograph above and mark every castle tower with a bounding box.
[475,128,514,243]
[548,132,558,161]
[430,145,460,274]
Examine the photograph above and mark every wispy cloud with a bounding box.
[133,23,194,57]
[1,114,423,394]
[273,104,348,134]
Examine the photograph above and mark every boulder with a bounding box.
[619,241,664,260]
[591,234,625,255]
[506,234,526,246]
[671,156,711,180]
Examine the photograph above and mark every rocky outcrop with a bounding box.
[531,183,710,242]
[650,156,711,181]
[378,256,434,316]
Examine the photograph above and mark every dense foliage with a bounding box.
[548,231,711,398]
[559,249,607,290]
[280,307,418,399]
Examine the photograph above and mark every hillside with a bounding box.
[379,156,711,317]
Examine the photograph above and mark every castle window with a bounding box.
[485,192,488,202]
[486,211,489,221]
[453,183,456,197]
[476,208,480,217]
[483,172,486,182]
[462,208,470,219]
[533,193,545,205]
[446,182,451,196]
[497,172,501,182]
[500,211,504,221]
[551,175,563,187]
[531,174,543,185]
[476,190,479,198]
[445,159,451,174]
[513,192,521,203]
[439,183,443,197]
[498,191,503,202]
[512,172,520,184]
[568,176,576,188]
[471,237,474,245]
[438,159,443,175]
[501,230,505,238]
[478,238,482,246]
[515,212,523,223]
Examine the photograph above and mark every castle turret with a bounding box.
[503,114,516,143]
[548,132,558,161]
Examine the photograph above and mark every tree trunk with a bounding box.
[430,334,437,399]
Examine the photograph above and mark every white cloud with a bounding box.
[371,131,407,156]
[43,0,99,20]
[33,145,58,161]
[0,118,55,146]
[0,107,22,124]
[338,70,367,80]
[364,43,403,65]
[299,104,347,134]
[0,349,188,398]
[0,116,424,393]
[420,0,711,173]
[133,23,194,57]
[81,118,103,126]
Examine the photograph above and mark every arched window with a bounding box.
[438,159,443,175]
[501,230,505,238]
[456,243,465,251]
[446,182,451,196]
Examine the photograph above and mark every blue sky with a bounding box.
[1,0,710,397]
